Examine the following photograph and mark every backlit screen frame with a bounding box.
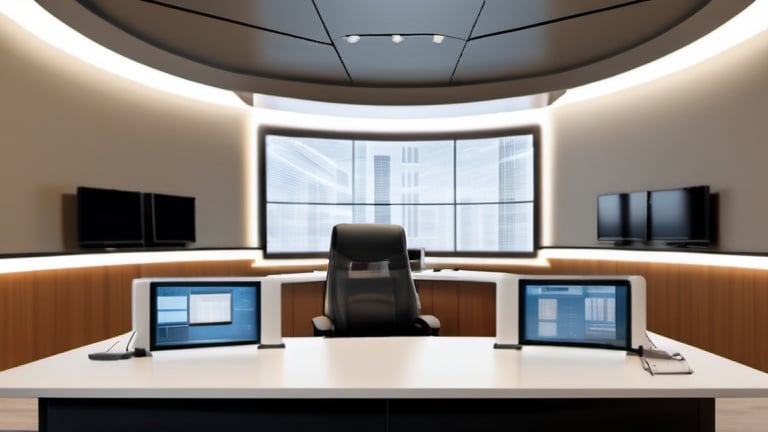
[149,281,261,351]
[518,279,632,352]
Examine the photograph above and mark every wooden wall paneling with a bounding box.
[727,267,756,368]
[52,265,138,361]
[676,264,710,352]
[415,282,434,316]
[643,263,668,336]
[724,268,755,363]
[0,273,36,370]
[0,276,7,370]
[596,259,619,275]
[287,282,324,337]
[614,261,651,280]
[426,281,459,336]
[23,271,43,368]
[558,258,600,275]
[104,265,141,338]
[547,258,593,275]
[664,264,682,340]
[51,269,89,353]
[281,283,294,337]
[457,282,495,336]
[705,266,731,360]
[754,271,768,372]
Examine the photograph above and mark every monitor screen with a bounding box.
[146,193,196,245]
[150,281,260,351]
[625,191,648,240]
[597,194,622,240]
[597,192,647,241]
[649,185,710,242]
[77,186,145,247]
[519,279,631,351]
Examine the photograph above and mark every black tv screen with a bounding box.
[145,193,196,246]
[649,185,710,243]
[77,186,145,248]
[597,194,622,241]
[597,191,647,242]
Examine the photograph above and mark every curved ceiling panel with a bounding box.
[337,35,465,86]
[315,0,484,40]
[78,0,349,84]
[153,0,332,43]
[35,0,753,105]
[454,0,709,83]
[471,0,638,38]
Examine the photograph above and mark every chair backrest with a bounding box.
[324,223,421,336]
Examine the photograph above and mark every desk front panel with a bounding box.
[40,397,714,432]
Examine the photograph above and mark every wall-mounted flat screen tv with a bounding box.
[77,186,145,248]
[144,193,196,246]
[649,185,711,244]
[597,191,647,242]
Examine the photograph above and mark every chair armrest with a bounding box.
[312,315,334,337]
[417,314,441,336]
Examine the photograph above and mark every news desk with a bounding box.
[1,333,767,432]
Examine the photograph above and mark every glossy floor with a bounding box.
[0,398,766,430]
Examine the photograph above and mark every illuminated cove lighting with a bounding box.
[0,249,332,275]
[0,0,246,108]
[557,1,768,105]
[3,248,768,275]
[540,248,768,271]
[0,250,261,275]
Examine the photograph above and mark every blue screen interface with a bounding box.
[520,281,630,350]
[151,283,260,350]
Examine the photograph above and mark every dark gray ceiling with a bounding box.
[36,0,753,105]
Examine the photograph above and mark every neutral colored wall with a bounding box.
[0,15,251,254]
[4,11,768,255]
[549,28,768,252]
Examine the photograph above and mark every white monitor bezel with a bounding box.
[496,274,648,351]
[132,276,280,352]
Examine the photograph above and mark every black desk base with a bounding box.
[40,397,715,432]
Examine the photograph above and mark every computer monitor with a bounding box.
[495,275,648,352]
[132,278,271,352]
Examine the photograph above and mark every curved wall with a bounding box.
[3,10,768,254]
[0,14,250,254]
[549,27,768,252]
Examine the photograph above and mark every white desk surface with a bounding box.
[1,333,768,400]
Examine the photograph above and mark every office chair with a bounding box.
[312,223,440,337]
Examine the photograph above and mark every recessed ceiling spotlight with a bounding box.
[391,34,404,44]
[432,35,445,44]
[346,35,361,44]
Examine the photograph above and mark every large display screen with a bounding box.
[77,186,145,247]
[597,191,647,242]
[150,281,260,350]
[519,279,631,351]
[649,185,710,242]
[146,193,196,246]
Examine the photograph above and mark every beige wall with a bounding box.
[3,11,768,255]
[549,28,768,252]
[0,15,251,254]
